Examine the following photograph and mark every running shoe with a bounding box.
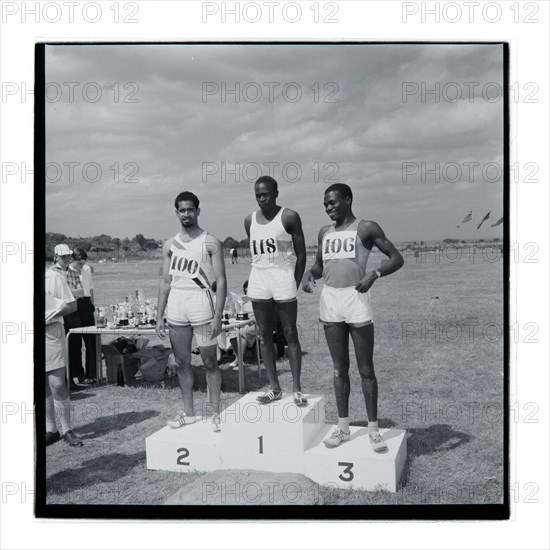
[167,411,196,429]
[323,427,351,448]
[256,390,283,405]
[368,431,388,453]
[293,391,308,407]
[211,413,221,432]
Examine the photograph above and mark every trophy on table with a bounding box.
[231,292,249,321]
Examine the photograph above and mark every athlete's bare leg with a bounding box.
[198,341,222,415]
[251,299,280,393]
[350,323,377,422]
[274,299,303,393]
[169,324,195,416]
[323,323,351,418]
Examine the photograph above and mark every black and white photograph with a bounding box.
[37,42,508,519]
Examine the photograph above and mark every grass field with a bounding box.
[46,249,504,505]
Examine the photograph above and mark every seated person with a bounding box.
[215,280,256,370]
[226,280,256,369]
[217,280,286,371]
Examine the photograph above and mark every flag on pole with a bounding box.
[491,216,504,227]
[476,210,491,230]
[456,211,472,227]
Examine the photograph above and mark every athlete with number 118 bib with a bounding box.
[245,176,308,407]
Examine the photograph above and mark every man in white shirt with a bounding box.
[45,244,84,447]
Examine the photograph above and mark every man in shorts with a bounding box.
[302,184,404,452]
[156,191,227,432]
[45,244,84,446]
[244,176,307,406]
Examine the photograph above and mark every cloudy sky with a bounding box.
[45,43,504,245]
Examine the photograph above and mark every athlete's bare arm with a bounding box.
[282,209,307,288]
[155,237,174,339]
[244,214,252,239]
[355,220,404,293]
[302,225,331,293]
[206,234,227,339]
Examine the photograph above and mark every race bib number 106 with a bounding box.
[322,231,356,260]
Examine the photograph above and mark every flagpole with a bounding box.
[472,211,475,256]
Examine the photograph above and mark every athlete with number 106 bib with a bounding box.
[245,176,308,407]
[302,183,404,452]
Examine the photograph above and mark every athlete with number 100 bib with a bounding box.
[245,176,308,407]
[156,191,227,432]
[302,183,404,452]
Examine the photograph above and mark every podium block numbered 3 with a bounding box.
[146,392,407,492]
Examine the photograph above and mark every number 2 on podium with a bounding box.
[258,435,264,454]
[176,447,190,466]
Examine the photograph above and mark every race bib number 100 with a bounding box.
[322,231,357,260]
[169,253,199,277]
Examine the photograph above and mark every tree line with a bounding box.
[46,233,162,261]
[46,233,251,261]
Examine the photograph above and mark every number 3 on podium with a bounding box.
[338,461,354,482]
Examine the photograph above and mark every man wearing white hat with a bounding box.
[44,244,84,446]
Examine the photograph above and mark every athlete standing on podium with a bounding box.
[302,183,404,452]
[156,191,227,432]
[245,176,308,406]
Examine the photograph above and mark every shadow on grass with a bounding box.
[46,451,145,497]
[69,391,98,401]
[77,410,160,441]
[400,424,472,486]
[350,419,398,429]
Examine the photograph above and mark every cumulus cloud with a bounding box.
[45,43,504,242]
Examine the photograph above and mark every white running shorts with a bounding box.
[167,288,217,346]
[247,265,297,302]
[320,285,373,327]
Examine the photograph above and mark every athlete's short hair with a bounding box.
[72,248,88,261]
[325,183,353,203]
[255,175,278,192]
[174,191,200,209]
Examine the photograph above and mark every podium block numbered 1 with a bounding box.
[146,393,407,492]
[221,392,326,473]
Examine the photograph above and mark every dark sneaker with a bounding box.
[256,390,283,405]
[62,430,84,447]
[293,391,308,407]
[45,431,61,446]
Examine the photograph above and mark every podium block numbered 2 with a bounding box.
[145,417,222,472]
[146,393,407,492]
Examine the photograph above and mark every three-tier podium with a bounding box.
[146,392,407,492]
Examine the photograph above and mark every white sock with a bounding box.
[54,398,72,435]
[46,395,57,433]
[338,417,350,433]
[367,420,379,432]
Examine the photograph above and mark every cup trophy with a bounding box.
[95,307,107,328]
[235,295,249,321]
